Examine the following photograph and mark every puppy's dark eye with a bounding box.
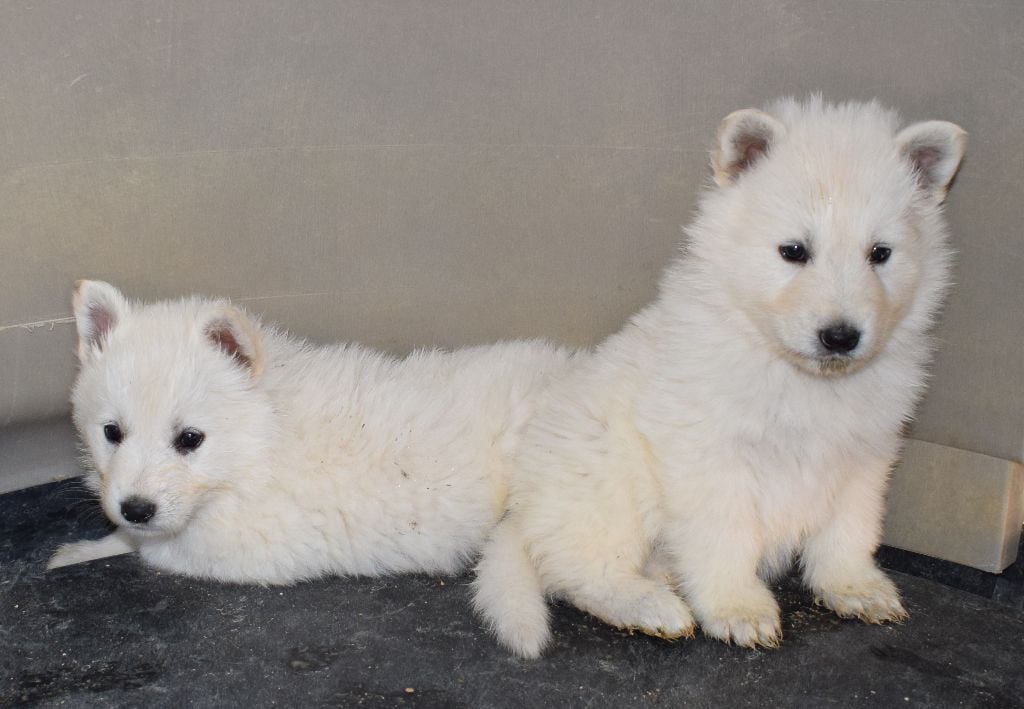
[103,423,123,445]
[779,243,809,264]
[869,245,892,265]
[174,428,205,454]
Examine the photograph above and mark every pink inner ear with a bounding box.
[911,145,941,171]
[88,304,115,344]
[206,321,252,370]
[743,141,766,166]
[733,132,769,175]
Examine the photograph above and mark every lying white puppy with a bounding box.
[50,281,570,583]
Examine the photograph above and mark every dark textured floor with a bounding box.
[2,481,1022,708]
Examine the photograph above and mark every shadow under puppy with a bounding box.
[473,97,966,657]
[49,281,571,583]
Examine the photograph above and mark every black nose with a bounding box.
[120,496,157,524]
[818,323,861,353]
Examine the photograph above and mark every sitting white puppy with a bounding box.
[49,281,570,583]
[473,97,966,657]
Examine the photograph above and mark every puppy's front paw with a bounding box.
[47,532,135,570]
[699,588,782,648]
[815,571,908,624]
[48,540,102,569]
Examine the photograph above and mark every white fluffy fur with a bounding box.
[49,282,572,584]
[473,97,966,658]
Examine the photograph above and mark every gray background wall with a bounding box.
[1,2,1021,473]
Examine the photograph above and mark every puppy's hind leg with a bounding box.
[665,480,783,649]
[543,517,694,641]
[564,562,695,642]
[47,529,136,570]
[472,518,552,659]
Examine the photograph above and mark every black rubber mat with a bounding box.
[3,481,1022,708]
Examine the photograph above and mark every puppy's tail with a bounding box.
[472,517,550,659]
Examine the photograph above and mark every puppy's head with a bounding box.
[70,280,276,537]
[700,97,965,377]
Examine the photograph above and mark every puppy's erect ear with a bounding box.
[895,120,967,205]
[72,280,128,362]
[712,109,787,187]
[203,305,265,380]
